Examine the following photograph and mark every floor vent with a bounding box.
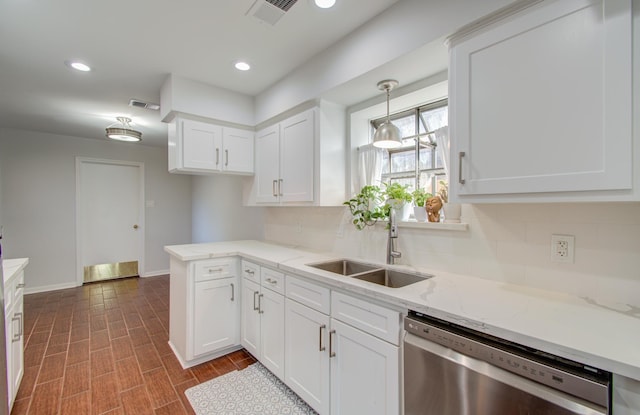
[246,0,298,25]
[128,99,160,111]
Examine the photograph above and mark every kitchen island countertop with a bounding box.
[165,240,640,382]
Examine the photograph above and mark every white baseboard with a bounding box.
[24,282,78,295]
[142,269,169,278]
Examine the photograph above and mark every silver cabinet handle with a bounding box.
[253,291,259,311]
[272,180,278,197]
[319,324,326,351]
[225,149,229,167]
[329,329,336,358]
[244,269,255,276]
[458,151,466,185]
[230,283,235,301]
[11,312,22,342]
[278,179,283,196]
[216,148,220,166]
[16,283,25,289]
[265,278,277,285]
[208,267,224,273]
[258,293,264,314]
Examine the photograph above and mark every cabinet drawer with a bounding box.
[241,260,260,284]
[286,276,330,315]
[261,267,285,295]
[331,291,401,345]
[193,258,235,282]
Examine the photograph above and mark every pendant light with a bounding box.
[105,117,142,142]
[372,79,402,148]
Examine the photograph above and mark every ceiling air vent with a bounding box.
[128,99,160,111]
[246,0,298,26]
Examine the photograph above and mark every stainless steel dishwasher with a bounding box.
[404,311,611,415]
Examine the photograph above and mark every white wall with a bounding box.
[191,175,265,243]
[263,203,640,308]
[0,128,192,292]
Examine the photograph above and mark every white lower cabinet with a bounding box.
[5,267,25,411]
[284,298,331,414]
[240,261,286,379]
[169,257,240,367]
[193,278,238,356]
[284,275,401,415]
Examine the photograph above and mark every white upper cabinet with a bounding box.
[247,102,346,206]
[448,0,634,202]
[168,117,254,175]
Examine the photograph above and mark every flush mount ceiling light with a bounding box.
[314,0,336,8]
[372,79,402,148]
[105,117,142,142]
[234,61,251,71]
[65,60,92,72]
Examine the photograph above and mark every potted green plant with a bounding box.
[343,185,389,230]
[437,180,461,223]
[384,183,412,221]
[411,188,431,222]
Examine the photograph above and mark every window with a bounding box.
[372,99,448,197]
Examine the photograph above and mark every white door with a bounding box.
[240,278,261,357]
[254,125,280,203]
[193,277,237,356]
[260,288,285,380]
[222,127,254,174]
[330,318,400,415]
[76,158,144,284]
[280,109,314,202]
[284,298,330,414]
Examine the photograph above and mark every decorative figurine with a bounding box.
[426,196,443,222]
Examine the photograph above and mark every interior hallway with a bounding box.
[11,275,256,415]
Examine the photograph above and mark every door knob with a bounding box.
[133,224,139,229]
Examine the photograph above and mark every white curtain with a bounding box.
[434,126,450,178]
[356,144,384,190]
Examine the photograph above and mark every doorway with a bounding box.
[76,158,145,285]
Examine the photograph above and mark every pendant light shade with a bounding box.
[372,79,402,149]
[105,117,142,142]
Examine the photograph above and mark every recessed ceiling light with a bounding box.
[314,0,336,8]
[234,61,251,71]
[65,60,92,72]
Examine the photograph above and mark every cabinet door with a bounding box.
[223,127,254,174]
[255,125,281,203]
[260,288,285,380]
[193,277,237,356]
[181,119,223,171]
[240,278,261,357]
[285,298,330,414]
[330,318,399,415]
[10,296,23,407]
[450,0,632,199]
[280,109,315,203]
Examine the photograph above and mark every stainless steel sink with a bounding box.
[307,259,380,276]
[351,269,432,288]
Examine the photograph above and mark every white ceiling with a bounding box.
[0,0,451,147]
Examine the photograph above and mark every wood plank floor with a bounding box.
[11,275,256,415]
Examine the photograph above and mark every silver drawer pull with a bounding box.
[265,278,277,285]
[230,283,235,302]
[245,269,255,276]
[16,283,25,289]
[458,151,466,185]
[208,267,224,273]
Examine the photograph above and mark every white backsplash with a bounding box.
[264,203,640,307]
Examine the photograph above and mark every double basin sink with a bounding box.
[307,259,432,288]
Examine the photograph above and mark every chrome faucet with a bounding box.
[386,208,402,264]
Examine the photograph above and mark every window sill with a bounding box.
[398,220,468,231]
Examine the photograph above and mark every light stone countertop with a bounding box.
[164,240,640,382]
[3,257,29,285]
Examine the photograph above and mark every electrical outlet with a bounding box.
[551,234,574,263]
